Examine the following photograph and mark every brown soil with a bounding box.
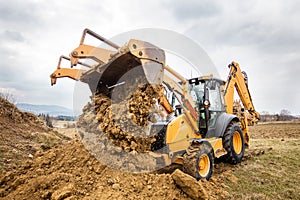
[249,121,300,139]
[0,119,297,199]
[1,96,299,199]
[1,137,263,200]
[0,141,191,200]
[0,97,68,173]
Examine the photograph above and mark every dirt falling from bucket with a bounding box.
[77,84,163,153]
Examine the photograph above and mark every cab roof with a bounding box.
[188,75,225,85]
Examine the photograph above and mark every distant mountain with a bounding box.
[16,103,73,117]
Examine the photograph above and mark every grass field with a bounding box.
[222,121,300,199]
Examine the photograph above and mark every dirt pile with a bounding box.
[0,141,191,200]
[0,97,45,127]
[0,139,243,200]
[77,84,163,153]
[0,97,68,173]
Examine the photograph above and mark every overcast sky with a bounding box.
[0,0,299,114]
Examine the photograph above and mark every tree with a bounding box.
[0,89,16,104]
[260,111,270,122]
[279,109,292,121]
[260,111,270,115]
[45,114,53,128]
[280,109,291,116]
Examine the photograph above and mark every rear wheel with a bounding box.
[222,121,245,164]
[183,142,214,180]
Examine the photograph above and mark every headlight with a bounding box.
[204,100,210,106]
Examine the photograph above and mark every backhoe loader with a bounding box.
[50,28,260,180]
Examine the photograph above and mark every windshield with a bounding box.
[207,81,222,111]
[189,80,224,111]
[189,83,205,103]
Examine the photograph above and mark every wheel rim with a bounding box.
[198,154,210,177]
[233,131,242,154]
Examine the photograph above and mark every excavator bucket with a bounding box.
[77,39,165,93]
[51,29,166,93]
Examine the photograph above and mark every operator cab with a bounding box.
[188,76,226,137]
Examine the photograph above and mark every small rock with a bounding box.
[134,182,144,192]
[171,169,208,200]
[130,141,137,150]
[51,184,73,200]
[127,163,136,171]
[41,191,52,199]
[112,183,120,190]
[124,147,131,152]
[28,154,33,158]
[115,147,122,153]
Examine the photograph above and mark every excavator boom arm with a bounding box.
[224,62,260,120]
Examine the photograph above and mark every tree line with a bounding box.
[260,109,298,122]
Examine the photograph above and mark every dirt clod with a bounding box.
[172,169,208,200]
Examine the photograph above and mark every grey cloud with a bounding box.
[165,0,221,20]
[178,1,300,114]
[0,0,36,21]
[0,0,42,28]
[221,21,299,54]
[0,39,24,82]
[1,30,25,42]
[0,62,30,86]
[0,47,34,89]
[184,8,300,56]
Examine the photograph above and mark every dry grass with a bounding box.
[223,122,300,200]
[52,120,78,139]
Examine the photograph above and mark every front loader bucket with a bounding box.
[79,39,165,94]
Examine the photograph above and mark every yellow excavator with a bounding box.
[50,29,260,180]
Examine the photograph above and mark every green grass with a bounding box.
[224,139,300,200]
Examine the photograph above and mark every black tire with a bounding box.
[222,121,245,164]
[183,142,214,180]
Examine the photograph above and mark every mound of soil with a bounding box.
[0,141,191,200]
[0,139,241,200]
[0,97,68,173]
[0,97,45,127]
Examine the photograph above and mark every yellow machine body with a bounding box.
[50,28,260,177]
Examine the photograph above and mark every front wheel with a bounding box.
[183,142,214,180]
[222,121,245,164]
